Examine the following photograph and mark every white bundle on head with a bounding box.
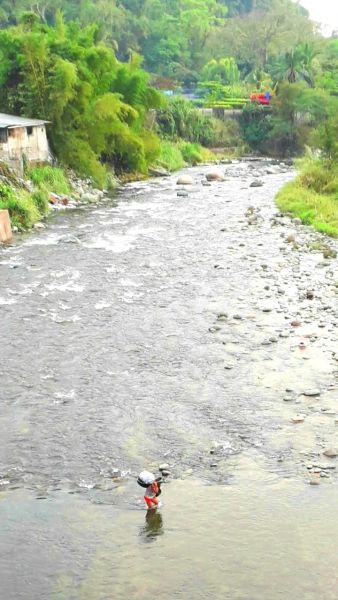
[138,470,155,485]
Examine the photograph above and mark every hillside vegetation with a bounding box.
[0,1,337,234]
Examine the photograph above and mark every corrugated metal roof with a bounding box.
[0,113,49,129]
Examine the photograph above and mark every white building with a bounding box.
[0,113,50,175]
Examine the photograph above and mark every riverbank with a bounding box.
[0,162,115,234]
[0,143,225,234]
[276,157,338,238]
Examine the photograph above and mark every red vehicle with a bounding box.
[250,91,271,105]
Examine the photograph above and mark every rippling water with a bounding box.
[1,161,338,599]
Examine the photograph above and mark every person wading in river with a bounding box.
[137,471,162,509]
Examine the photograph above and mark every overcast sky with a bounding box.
[297,0,338,35]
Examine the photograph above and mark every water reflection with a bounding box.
[139,509,164,543]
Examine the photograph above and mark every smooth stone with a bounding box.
[291,320,301,327]
[177,175,193,185]
[159,463,170,471]
[177,190,189,197]
[291,415,305,423]
[309,478,320,485]
[323,448,338,458]
[303,390,321,397]
[250,180,264,187]
[261,305,273,312]
[206,171,225,182]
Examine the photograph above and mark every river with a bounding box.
[1,160,338,599]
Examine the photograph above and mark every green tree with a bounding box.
[0,17,162,183]
[201,57,240,84]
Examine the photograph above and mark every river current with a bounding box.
[1,160,338,599]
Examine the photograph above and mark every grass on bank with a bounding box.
[157,140,215,172]
[0,165,73,231]
[28,165,70,194]
[0,183,40,229]
[276,157,338,238]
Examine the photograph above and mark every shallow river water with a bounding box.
[1,160,338,599]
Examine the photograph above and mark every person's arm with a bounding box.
[151,481,159,495]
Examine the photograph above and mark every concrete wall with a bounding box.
[0,209,12,243]
[0,125,50,175]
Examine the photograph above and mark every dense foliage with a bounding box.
[0,0,314,84]
[0,15,162,185]
[0,0,337,192]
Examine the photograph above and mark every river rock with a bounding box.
[177,190,189,197]
[323,448,337,458]
[81,192,99,203]
[161,469,171,477]
[286,234,296,243]
[309,477,321,485]
[303,389,321,397]
[49,193,59,205]
[149,166,170,177]
[261,304,273,312]
[206,171,225,182]
[159,463,170,471]
[323,247,337,259]
[291,319,301,327]
[177,175,193,185]
[306,290,315,300]
[291,415,306,423]
[250,180,264,187]
[33,222,45,230]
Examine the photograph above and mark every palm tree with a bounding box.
[270,43,317,91]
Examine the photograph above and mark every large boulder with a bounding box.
[177,175,194,185]
[206,171,225,182]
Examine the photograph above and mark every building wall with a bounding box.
[0,125,50,174]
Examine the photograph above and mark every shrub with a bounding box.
[156,97,216,146]
[143,131,161,167]
[239,103,273,150]
[157,141,185,172]
[59,137,107,188]
[29,166,70,194]
[179,142,203,165]
[0,193,40,229]
[31,187,50,215]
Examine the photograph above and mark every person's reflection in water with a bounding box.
[139,509,164,543]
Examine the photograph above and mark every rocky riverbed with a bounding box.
[1,159,337,600]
